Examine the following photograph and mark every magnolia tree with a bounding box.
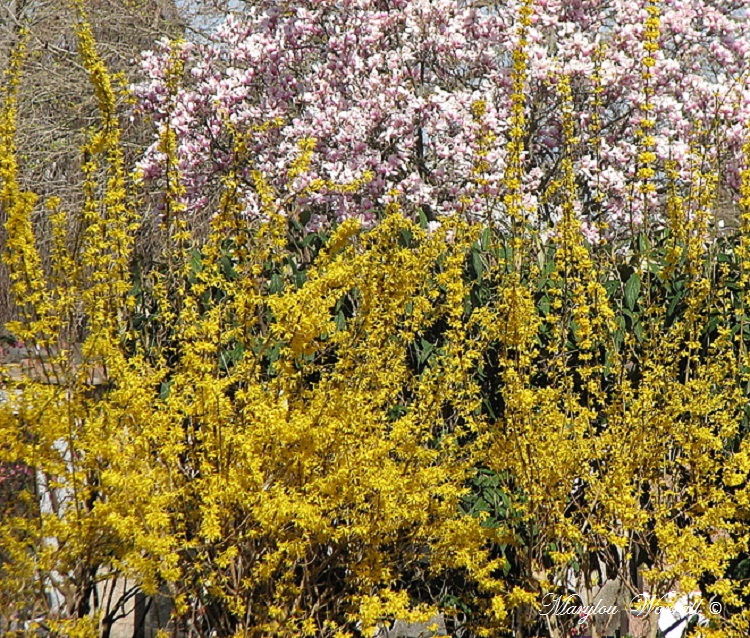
[134,0,750,241]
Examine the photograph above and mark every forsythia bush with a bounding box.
[1,2,750,638]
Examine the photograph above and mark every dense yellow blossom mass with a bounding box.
[1,5,750,638]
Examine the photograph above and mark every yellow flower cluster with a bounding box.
[503,0,535,269]
[637,2,660,206]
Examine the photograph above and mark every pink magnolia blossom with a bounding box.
[133,0,750,241]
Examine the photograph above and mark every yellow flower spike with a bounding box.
[287,136,317,183]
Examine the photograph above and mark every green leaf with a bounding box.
[480,227,492,251]
[418,338,435,364]
[159,381,172,400]
[638,233,650,254]
[269,273,283,294]
[647,259,662,275]
[504,244,514,268]
[219,255,237,280]
[538,295,550,315]
[537,248,546,271]
[219,342,245,372]
[624,272,641,310]
[302,231,317,247]
[472,250,484,279]
[189,248,203,274]
[399,228,413,246]
[706,314,720,335]
[667,291,683,319]
[335,311,347,331]
[605,278,620,296]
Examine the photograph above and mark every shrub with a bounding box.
[2,2,750,638]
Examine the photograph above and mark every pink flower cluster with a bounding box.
[133,0,750,239]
